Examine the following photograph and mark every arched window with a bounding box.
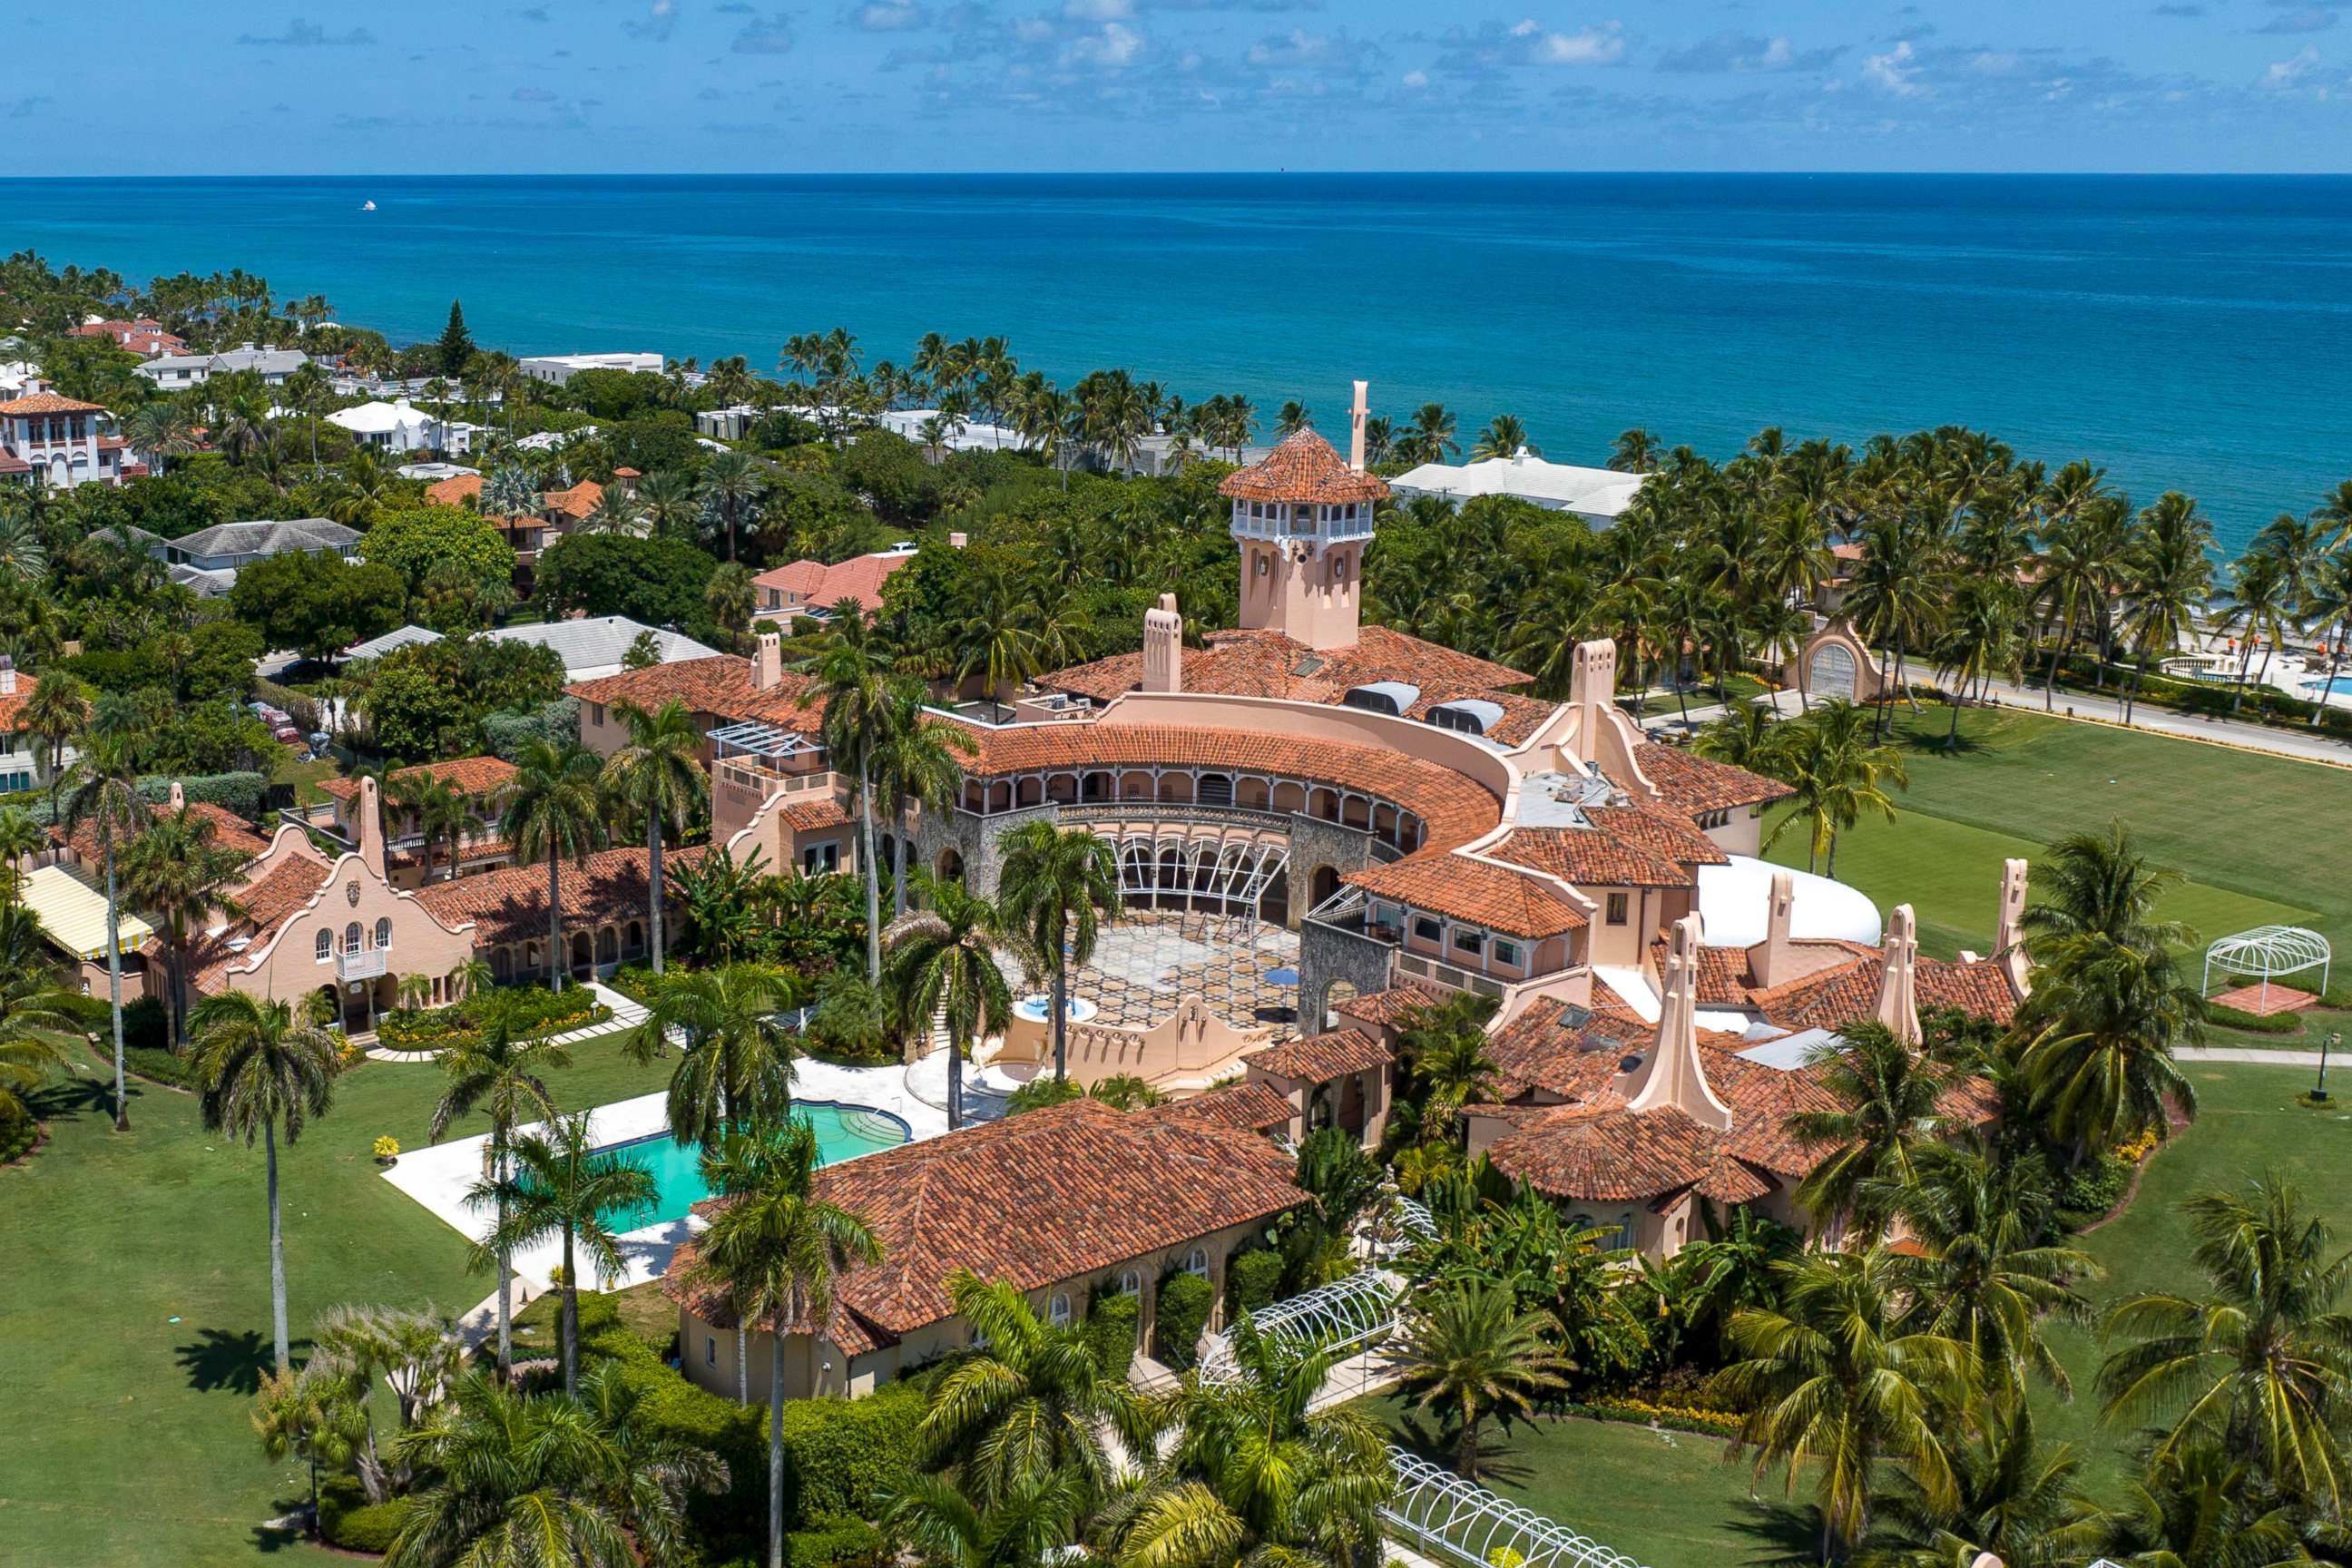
[1118,1269,1142,1297]
[343,921,363,955]
[375,916,392,950]
[1182,1248,1209,1279]
[1048,1291,1072,1326]
[315,929,332,962]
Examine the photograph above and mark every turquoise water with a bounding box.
[2301,675,2352,698]
[596,1102,908,1231]
[5,172,2348,552]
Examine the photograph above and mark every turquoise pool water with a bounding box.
[596,1103,909,1230]
[2301,675,2352,698]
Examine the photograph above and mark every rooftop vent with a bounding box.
[1427,698,1505,737]
[1556,1003,1592,1030]
[1341,681,1419,717]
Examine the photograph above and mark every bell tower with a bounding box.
[1220,386,1389,652]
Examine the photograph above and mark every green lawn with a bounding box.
[1,1026,662,1567]
[270,751,344,808]
[1377,1064,2352,1563]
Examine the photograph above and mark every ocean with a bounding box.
[4,172,2347,554]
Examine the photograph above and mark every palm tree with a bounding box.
[994,820,1116,1085]
[1470,414,1535,461]
[631,962,799,1144]
[1395,1282,1569,1479]
[885,1468,1091,1568]
[1716,1249,1976,1563]
[2021,821,2191,957]
[699,447,764,561]
[1759,699,1908,877]
[0,803,44,904]
[498,738,608,992]
[1786,1020,1955,1237]
[1274,399,1312,439]
[2212,551,2296,713]
[1869,1403,2102,1568]
[428,991,568,1377]
[869,678,975,918]
[61,733,148,1130]
[123,400,195,476]
[2019,936,2202,1161]
[2114,493,2213,724]
[471,1111,658,1396]
[686,1118,882,1568]
[481,460,539,521]
[603,699,708,975]
[2093,1445,2313,1568]
[2100,1171,2352,1513]
[1399,402,1459,466]
[1880,1144,2099,1402]
[23,669,88,823]
[1841,511,1946,741]
[1610,427,1661,473]
[387,1364,727,1568]
[884,873,1012,1131]
[919,1269,1146,1503]
[120,805,251,1051]
[387,770,466,886]
[189,990,345,1372]
[0,904,103,1131]
[799,613,893,981]
[2297,547,2352,727]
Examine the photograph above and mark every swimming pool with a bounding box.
[595,1102,910,1230]
[2301,673,2352,698]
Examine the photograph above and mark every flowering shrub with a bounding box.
[373,1134,401,1160]
[1570,1397,1742,1436]
[1488,1550,1526,1568]
[377,985,611,1053]
[2113,1130,2160,1164]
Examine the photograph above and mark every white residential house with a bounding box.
[343,614,719,682]
[1389,449,1648,528]
[518,352,663,387]
[162,517,361,596]
[134,342,311,391]
[0,387,133,489]
[328,397,444,455]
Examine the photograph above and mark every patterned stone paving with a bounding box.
[995,909,1300,1030]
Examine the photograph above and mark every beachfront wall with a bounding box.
[675,1215,1278,1403]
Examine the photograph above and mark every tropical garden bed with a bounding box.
[376,985,612,1054]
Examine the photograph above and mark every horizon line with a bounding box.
[5,168,2351,182]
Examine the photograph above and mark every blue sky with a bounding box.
[11,1,2351,173]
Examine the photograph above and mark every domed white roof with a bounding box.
[1695,856,1881,948]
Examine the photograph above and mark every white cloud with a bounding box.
[2261,41,2322,86]
[855,1,926,27]
[1401,67,1428,88]
[1065,20,1145,67]
[1863,39,1922,94]
[1531,21,1625,65]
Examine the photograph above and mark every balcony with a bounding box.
[336,946,387,981]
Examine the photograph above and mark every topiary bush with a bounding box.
[1224,1245,1284,1322]
[318,1472,406,1553]
[0,1095,38,1163]
[1153,1270,1215,1369]
[2056,1151,2135,1229]
[1084,1287,1140,1382]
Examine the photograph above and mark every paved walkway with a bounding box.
[366,980,648,1063]
[2179,1045,2341,1066]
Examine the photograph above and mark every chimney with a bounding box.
[1142,593,1183,695]
[0,656,17,698]
[1348,379,1369,474]
[1563,639,1618,765]
[1875,904,1923,1048]
[1995,858,2032,1000]
[1752,869,1797,989]
[1623,914,1734,1131]
[751,631,783,692]
[358,775,388,880]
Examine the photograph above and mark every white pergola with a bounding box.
[1196,1269,1400,1387]
[1384,1446,1651,1568]
[2202,926,2332,1011]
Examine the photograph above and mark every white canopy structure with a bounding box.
[2202,926,2331,1010]
[1196,1269,1399,1387]
[1385,1447,1651,1568]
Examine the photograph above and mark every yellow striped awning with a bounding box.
[23,864,156,962]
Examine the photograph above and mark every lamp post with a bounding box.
[2317,1031,2339,1105]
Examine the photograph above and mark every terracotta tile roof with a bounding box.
[1486,1102,1775,1205]
[236,857,332,939]
[0,454,29,475]
[0,391,108,415]
[1484,996,1674,1102]
[1633,743,1794,816]
[0,671,45,732]
[316,756,518,804]
[668,1097,1302,1341]
[1140,1082,1297,1132]
[1748,949,2021,1033]
[1486,819,1704,889]
[753,552,914,612]
[1335,983,1446,1029]
[1708,1053,1848,1178]
[964,723,1502,855]
[426,473,483,508]
[543,479,604,520]
[1346,852,1586,939]
[51,797,269,863]
[1040,624,1529,711]
[415,845,705,946]
[567,656,832,738]
[1244,1027,1391,1083]
[1219,429,1389,505]
[780,797,851,832]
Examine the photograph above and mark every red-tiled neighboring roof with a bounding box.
[753,552,913,612]
[1334,982,1446,1030]
[0,671,42,731]
[316,756,517,803]
[780,797,851,832]
[1040,624,1530,712]
[1747,949,2022,1032]
[0,454,30,475]
[1141,1081,1297,1132]
[667,1097,1302,1344]
[1219,428,1389,505]
[1487,823,1699,889]
[414,845,705,946]
[1244,1027,1391,1083]
[426,473,484,508]
[543,479,604,520]
[0,391,107,415]
[1346,852,1586,939]
[51,797,269,864]
[1633,743,1795,816]
[238,857,332,938]
[566,656,833,738]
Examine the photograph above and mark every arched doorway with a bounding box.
[1808,642,1858,702]
[936,847,965,885]
[1308,864,1341,910]
[570,931,594,978]
[1321,978,1360,1033]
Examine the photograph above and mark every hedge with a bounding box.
[30,771,269,827]
[376,987,611,1053]
[482,697,582,761]
[0,1096,37,1164]
[2208,1002,2304,1034]
[2056,1151,2135,1230]
[1153,1270,1214,1369]
[2042,652,2352,737]
[318,1472,406,1554]
[1225,1246,1284,1322]
[1084,1288,1140,1383]
[574,1296,922,1553]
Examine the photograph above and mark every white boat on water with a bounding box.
[361,200,377,211]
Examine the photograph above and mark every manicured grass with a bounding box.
[1,1025,664,1567]
[270,752,344,808]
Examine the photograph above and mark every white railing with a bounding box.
[337,947,387,981]
[1382,1447,1651,1568]
[1198,1268,1402,1387]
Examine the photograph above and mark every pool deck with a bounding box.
[382,1055,951,1294]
